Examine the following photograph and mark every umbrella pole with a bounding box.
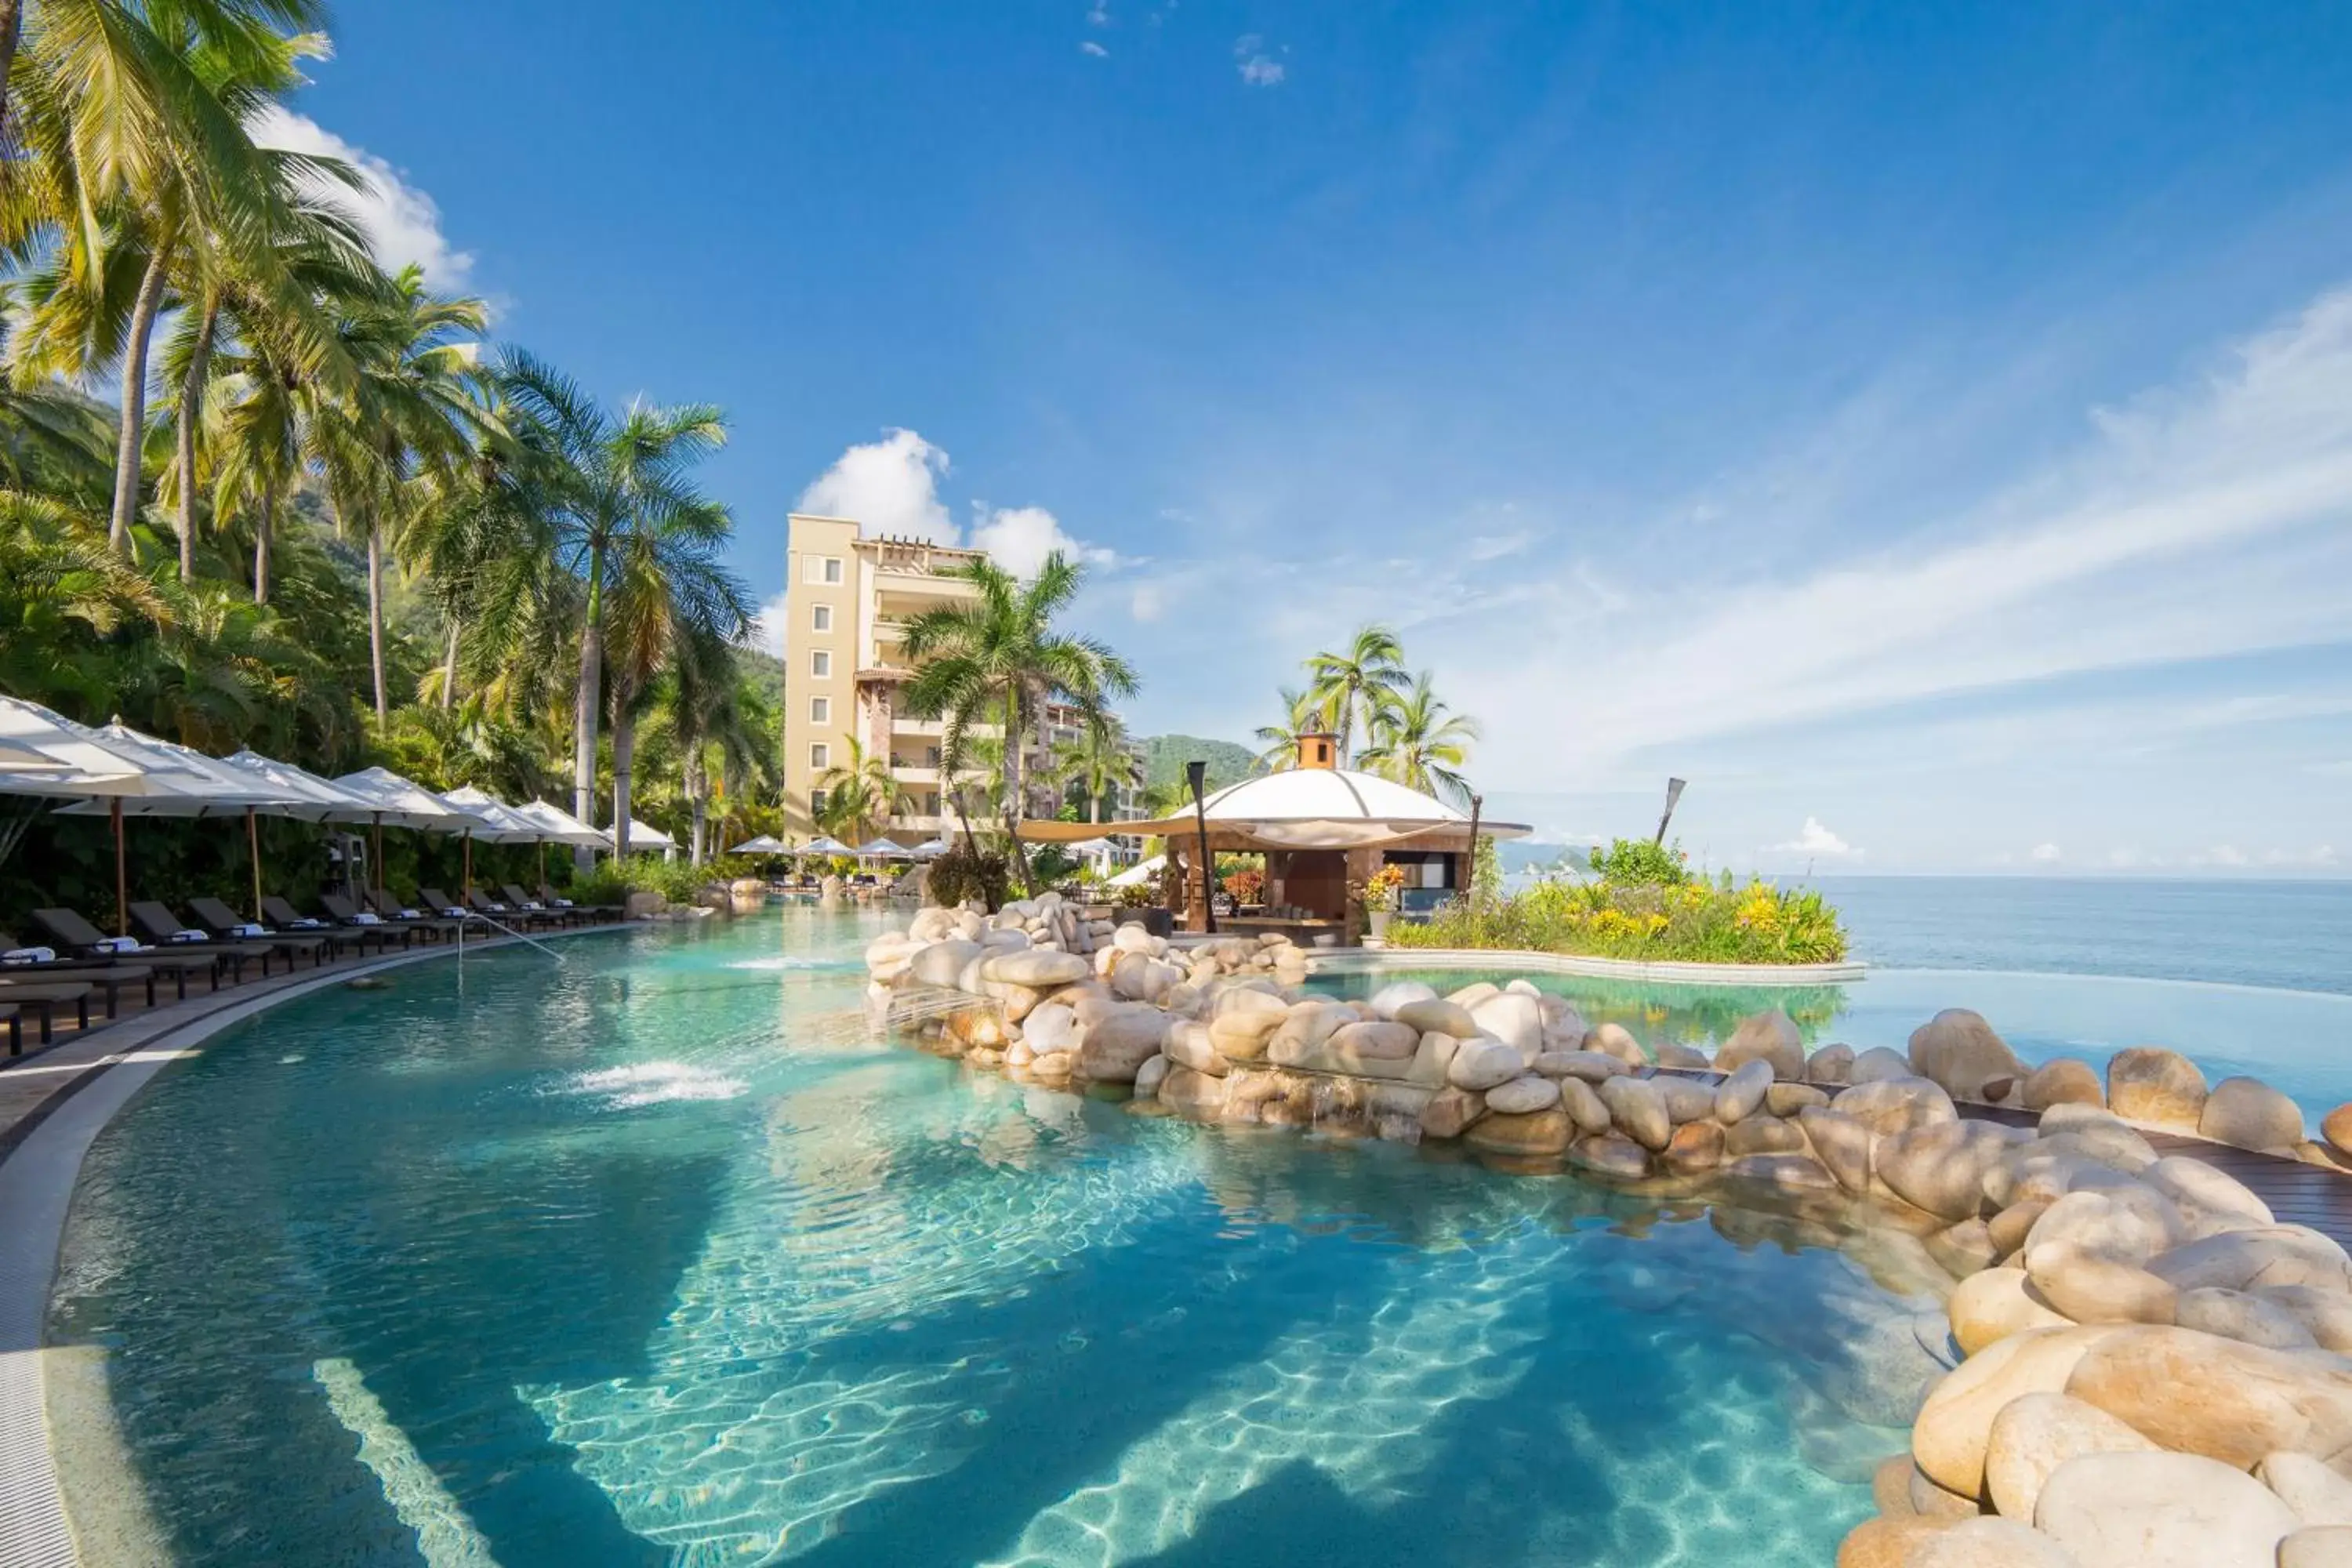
[463,830,472,899]
[112,796,126,938]
[372,814,384,902]
[248,806,263,922]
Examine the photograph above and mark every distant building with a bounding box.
[780,514,1138,844]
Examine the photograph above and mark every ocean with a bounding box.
[1806,876,2351,996]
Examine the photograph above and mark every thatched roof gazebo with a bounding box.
[1017,735,1526,942]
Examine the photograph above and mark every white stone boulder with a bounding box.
[1133,1054,1170,1098]
[1985,1391,2161,1530]
[1368,980,1439,1020]
[2034,1450,2299,1568]
[1079,1006,1170,1083]
[1447,1038,1526,1093]
[1023,1002,1077,1056]
[2023,1242,2179,1326]
[2259,1450,2352,1527]
[1875,1120,2016,1221]
[2140,1156,2273,1229]
[1469,993,1544,1062]
[2281,1526,2352,1568]
[1486,1076,1560,1115]
[1716,1008,1804,1079]
[1713,1059,1773,1124]
[1948,1267,2072,1356]
[2198,1076,2306,1153]
[1908,1007,2029,1102]
[1394,997,1479,1038]
[1599,1076,1671,1151]
[2062,1324,2352,1470]
[1911,1518,2080,1568]
[1911,1325,2122,1497]
[908,938,982,987]
[1582,1022,1649,1067]
[1165,1021,1229,1076]
[2147,1227,2352,1295]
[1805,1042,1856,1084]
[2105,1047,2209,1131]
[2022,1187,2183,1268]
[1834,1076,1960,1138]
[2174,1287,2318,1351]
[982,949,1093,989]
[1558,1076,1611,1135]
[1849,1044,1915,1085]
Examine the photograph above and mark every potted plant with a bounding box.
[1358,864,1407,943]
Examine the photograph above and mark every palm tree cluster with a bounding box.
[1254,623,1481,804]
[0,1,775,891]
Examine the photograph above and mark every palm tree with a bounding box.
[900,551,1138,887]
[1357,671,1480,805]
[0,0,329,149]
[1252,684,1325,772]
[1050,712,1142,823]
[493,350,731,864]
[1304,623,1410,766]
[670,651,772,863]
[813,735,900,845]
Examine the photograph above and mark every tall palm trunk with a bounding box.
[252,482,274,604]
[440,617,459,709]
[609,683,635,859]
[0,0,23,140]
[686,750,708,866]
[365,519,388,725]
[110,246,173,552]
[571,547,606,869]
[999,687,1036,889]
[175,295,220,583]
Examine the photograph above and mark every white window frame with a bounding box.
[810,650,831,679]
[802,555,844,586]
[809,695,830,724]
[810,742,830,771]
[811,604,833,633]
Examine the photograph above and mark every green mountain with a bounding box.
[1139,734,1259,796]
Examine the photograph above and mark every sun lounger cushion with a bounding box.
[5,947,56,964]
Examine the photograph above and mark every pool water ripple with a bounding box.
[52,909,1987,1566]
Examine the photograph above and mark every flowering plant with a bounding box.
[1355,864,1409,913]
[1221,868,1265,904]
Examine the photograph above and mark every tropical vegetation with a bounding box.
[1257,624,1482,805]
[1391,839,1851,965]
[0,1,773,916]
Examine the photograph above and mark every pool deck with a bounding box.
[0,921,630,1568]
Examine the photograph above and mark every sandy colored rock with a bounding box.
[1447,1037,1525,1093]
[1873,1452,1920,1517]
[2175,1287,2319,1351]
[1767,1082,1831,1116]
[1984,1390,2159,1522]
[2198,1075,2307,1153]
[1165,1022,1230,1076]
[1534,1049,1628,1082]
[1080,1006,1171,1083]
[2140,1155,2274,1229]
[1911,1517,2081,1567]
[1877,1120,2016,1221]
[2147,1227,2352,1295]
[1849,1044,1915,1084]
[1486,1075,1560,1115]
[2280,1525,2352,1568]
[1159,1063,1229,1116]
[2023,1058,2104,1112]
[1948,1267,2072,1356]
[1599,1076,1671,1150]
[1582,1021,1648,1066]
[2104,1047,2209,1131]
[1566,1134,1650,1179]
[1926,1218,2000,1279]
[1908,1458,1981,1518]
[2256,1287,2352,1354]
[1465,1107,1572,1156]
[1725,1113,1808,1157]
[1394,996,1478,1038]
[1909,1008,2028,1102]
[1653,1040,1711,1070]
[2034,1449,2299,1568]
[1988,1199,2053,1258]
[2325,1105,2352,1158]
[982,948,1092,988]
[1418,1087,1486,1138]
[1653,1075,1719,1123]
[1468,992,1545,1060]
[2023,1187,2183,1268]
[1806,1041,1857,1084]
[1723,1152,1838,1192]
[1798,1105,1876,1193]
[1835,1076,1961,1138]
[1557,1075,1611,1134]
[1718,1007,1805,1079]
[1714,1058,1774,1123]
[1131,1054,1169,1097]
[1836,1516,1955,1568]
[1663,1118,1726,1174]
[1911,1326,2122,1497]
[2063,1324,2352,1469]
[2024,1243,2179,1326]
[2259,1450,2352,1526]
[1367,979,1439,1019]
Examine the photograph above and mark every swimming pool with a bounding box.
[50,908,2336,1566]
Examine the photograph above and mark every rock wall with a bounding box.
[864,904,2352,1566]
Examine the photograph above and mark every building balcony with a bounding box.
[890,716,1000,739]
[891,764,942,786]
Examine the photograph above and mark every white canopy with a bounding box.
[609,816,677,851]
[0,698,147,796]
[800,836,855,855]
[440,786,544,844]
[851,837,909,858]
[510,798,610,849]
[216,750,380,822]
[730,834,792,854]
[906,837,951,858]
[333,766,473,830]
[53,720,307,817]
[1107,854,1163,888]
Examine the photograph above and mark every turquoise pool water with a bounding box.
[49,909,1962,1567]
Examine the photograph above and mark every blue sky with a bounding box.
[280,2,2352,875]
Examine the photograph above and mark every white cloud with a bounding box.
[1234,34,1286,86]
[1087,0,1110,23]
[1766,817,1860,858]
[1080,40,1109,56]
[1131,583,1166,622]
[1468,530,1536,561]
[748,590,789,659]
[794,429,954,543]
[2192,844,2252,867]
[2028,842,2063,864]
[249,106,474,289]
[2261,844,2339,867]
[968,503,1114,578]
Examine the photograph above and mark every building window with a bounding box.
[810,650,831,679]
[811,604,832,633]
[925,745,941,767]
[810,742,830,771]
[809,695,830,724]
[803,555,843,586]
[811,788,828,816]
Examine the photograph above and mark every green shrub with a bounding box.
[1591,837,1691,887]
[570,855,760,907]
[1392,872,1847,965]
[928,843,1011,910]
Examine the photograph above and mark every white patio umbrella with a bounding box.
[906,837,951,858]
[212,750,383,920]
[800,835,855,857]
[441,786,543,898]
[609,817,677,852]
[332,766,473,898]
[1107,854,1163,889]
[729,834,791,855]
[44,718,307,934]
[510,798,610,849]
[851,837,910,860]
[0,698,148,797]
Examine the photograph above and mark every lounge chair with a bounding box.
[416,889,492,933]
[185,897,329,969]
[362,888,461,942]
[0,930,158,1017]
[0,1002,20,1056]
[258,897,373,960]
[317,893,416,951]
[127,902,277,981]
[540,884,619,922]
[0,977,89,1043]
[499,885,575,928]
[31,908,222,997]
[462,888,544,930]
